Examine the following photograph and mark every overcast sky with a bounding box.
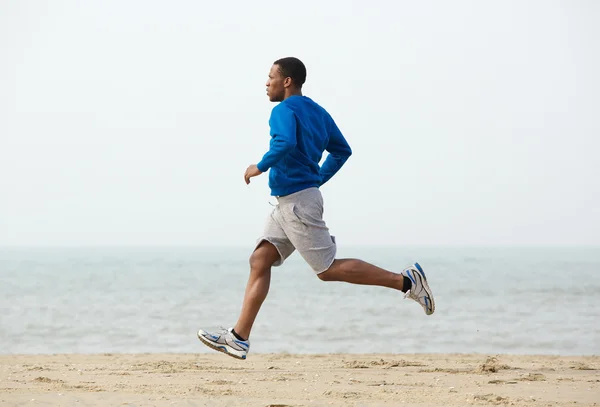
[0,0,598,247]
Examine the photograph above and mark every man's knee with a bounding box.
[249,240,279,271]
[316,260,338,281]
[317,270,333,281]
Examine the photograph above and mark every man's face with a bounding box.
[266,64,287,102]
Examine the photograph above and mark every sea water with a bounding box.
[0,246,598,355]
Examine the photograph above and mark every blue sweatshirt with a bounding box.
[256,96,352,197]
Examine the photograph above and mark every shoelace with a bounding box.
[217,326,230,335]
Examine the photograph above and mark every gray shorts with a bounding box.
[255,187,336,274]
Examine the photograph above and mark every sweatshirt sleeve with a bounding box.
[319,117,352,186]
[256,105,297,172]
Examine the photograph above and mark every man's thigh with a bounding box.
[254,207,296,267]
[277,189,336,274]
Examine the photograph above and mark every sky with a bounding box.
[0,0,598,247]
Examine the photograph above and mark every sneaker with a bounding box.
[402,262,435,315]
[197,327,250,360]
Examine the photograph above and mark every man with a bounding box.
[197,57,434,360]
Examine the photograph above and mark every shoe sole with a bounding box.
[414,262,435,315]
[197,331,247,360]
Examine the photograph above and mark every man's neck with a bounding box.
[283,89,303,100]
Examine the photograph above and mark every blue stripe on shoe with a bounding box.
[406,269,417,285]
[424,296,430,310]
[234,340,249,349]
[414,262,426,278]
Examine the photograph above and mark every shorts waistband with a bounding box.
[276,187,320,203]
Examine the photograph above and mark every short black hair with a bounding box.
[274,57,307,88]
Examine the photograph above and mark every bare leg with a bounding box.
[318,258,405,291]
[233,241,280,340]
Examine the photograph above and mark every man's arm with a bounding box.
[319,118,352,186]
[256,106,297,173]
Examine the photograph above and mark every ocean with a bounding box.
[0,246,598,356]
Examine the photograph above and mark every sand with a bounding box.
[0,353,598,406]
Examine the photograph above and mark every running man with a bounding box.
[198,57,434,359]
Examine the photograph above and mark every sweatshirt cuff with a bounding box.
[256,161,269,173]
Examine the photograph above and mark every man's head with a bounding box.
[266,57,306,102]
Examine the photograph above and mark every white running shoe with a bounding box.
[402,262,435,315]
[197,327,250,360]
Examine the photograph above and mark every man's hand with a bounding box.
[244,164,263,185]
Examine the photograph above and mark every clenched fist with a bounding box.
[244,164,263,185]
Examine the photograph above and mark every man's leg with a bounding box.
[318,259,434,315]
[317,259,406,291]
[276,188,434,315]
[197,205,294,359]
[232,240,280,340]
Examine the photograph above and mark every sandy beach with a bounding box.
[0,353,598,406]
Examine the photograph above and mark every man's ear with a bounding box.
[283,77,292,88]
